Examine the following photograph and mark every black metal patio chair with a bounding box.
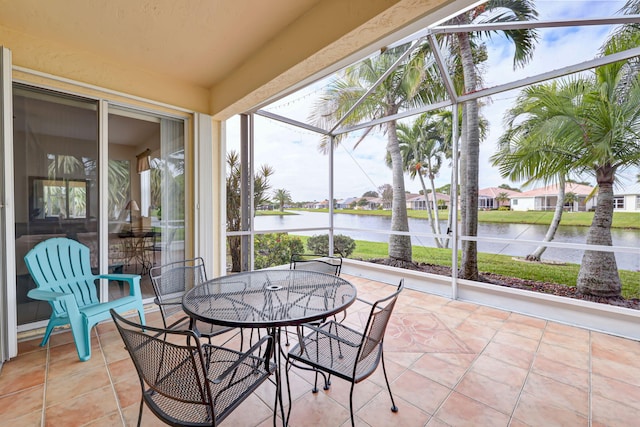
[289,253,343,276]
[110,309,276,427]
[149,257,241,347]
[286,253,344,345]
[285,279,404,426]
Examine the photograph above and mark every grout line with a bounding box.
[96,328,127,427]
[587,331,593,427]
[506,318,546,426]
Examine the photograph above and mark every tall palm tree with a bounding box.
[494,31,640,296]
[432,108,488,248]
[493,80,581,262]
[311,44,443,263]
[273,188,292,212]
[441,0,538,280]
[395,114,445,247]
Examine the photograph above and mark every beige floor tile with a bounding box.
[482,341,535,370]
[592,354,640,385]
[512,391,588,427]
[592,373,640,410]
[45,365,111,406]
[468,354,528,388]
[522,372,589,416]
[591,393,640,427]
[454,370,522,415]
[45,385,119,427]
[0,384,44,420]
[5,278,640,427]
[411,353,473,388]
[540,329,590,352]
[536,341,590,370]
[435,391,510,427]
[531,354,589,390]
[393,369,451,415]
[358,392,431,427]
[287,388,351,427]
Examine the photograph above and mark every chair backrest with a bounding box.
[290,253,342,276]
[24,237,99,315]
[110,310,215,421]
[357,279,404,364]
[149,257,207,324]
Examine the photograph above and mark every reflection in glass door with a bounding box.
[108,108,185,301]
[13,84,99,326]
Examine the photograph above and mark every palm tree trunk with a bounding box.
[577,168,621,297]
[427,169,443,248]
[458,32,479,280]
[417,172,442,248]
[443,166,455,249]
[387,120,412,262]
[527,176,566,261]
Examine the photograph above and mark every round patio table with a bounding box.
[182,269,356,329]
[182,269,357,426]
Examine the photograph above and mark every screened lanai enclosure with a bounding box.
[226,1,640,309]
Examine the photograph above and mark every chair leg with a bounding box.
[381,351,398,413]
[349,381,356,427]
[40,321,57,347]
[285,357,294,424]
[137,398,144,427]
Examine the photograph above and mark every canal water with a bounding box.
[255,211,640,271]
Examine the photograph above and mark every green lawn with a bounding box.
[255,210,298,216]
[290,208,640,229]
[295,235,640,299]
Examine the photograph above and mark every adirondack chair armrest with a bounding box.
[27,289,72,302]
[27,289,82,319]
[98,273,143,297]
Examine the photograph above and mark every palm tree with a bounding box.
[441,0,538,280]
[564,192,578,212]
[574,32,640,296]
[431,108,488,248]
[226,150,274,272]
[495,192,511,208]
[395,113,445,247]
[494,30,640,296]
[273,188,292,212]
[492,80,581,262]
[311,44,442,263]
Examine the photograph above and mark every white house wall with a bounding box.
[512,197,535,211]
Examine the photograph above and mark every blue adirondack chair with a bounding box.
[24,237,146,361]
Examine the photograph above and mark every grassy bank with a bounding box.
[255,210,297,216]
[290,208,640,229]
[295,235,640,299]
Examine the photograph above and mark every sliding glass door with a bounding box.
[12,87,187,328]
[13,84,99,326]
[107,107,185,301]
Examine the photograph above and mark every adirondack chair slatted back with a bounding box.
[25,238,100,315]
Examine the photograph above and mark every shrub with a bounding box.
[498,206,511,211]
[306,234,356,257]
[254,233,304,269]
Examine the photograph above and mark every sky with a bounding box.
[227,0,637,202]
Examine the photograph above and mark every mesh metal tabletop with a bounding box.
[182,270,357,328]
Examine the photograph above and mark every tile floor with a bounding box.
[1,275,640,426]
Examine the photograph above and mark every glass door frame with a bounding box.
[1,46,17,362]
